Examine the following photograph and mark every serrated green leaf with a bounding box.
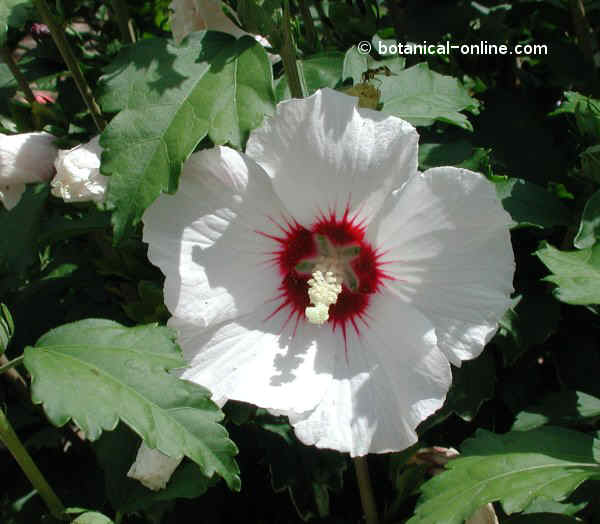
[0,183,49,274]
[574,190,600,248]
[24,319,240,490]
[98,32,275,240]
[409,427,600,524]
[0,0,33,47]
[492,176,571,229]
[379,62,479,130]
[275,51,344,102]
[536,242,600,305]
[512,391,600,431]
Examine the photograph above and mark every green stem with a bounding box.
[32,0,106,132]
[0,408,66,520]
[281,0,305,99]
[0,355,24,374]
[353,456,379,524]
[111,0,136,44]
[297,0,317,51]
[0,47,37,105]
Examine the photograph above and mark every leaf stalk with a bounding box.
[281,0,306,98]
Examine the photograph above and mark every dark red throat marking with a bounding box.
[258,210,391,341]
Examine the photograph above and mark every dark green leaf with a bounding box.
[494,294,561,365]
[512,391,600,431]
[492,177,571,229]
[0,0,33,47]
[0,303,14,355]
[409,427,600,524]
[379,63,480,131]
[574,189,600,248]
[24,319,240,490]
[536,242,600,305]
[0,183,49,274]
[98,32,275,240]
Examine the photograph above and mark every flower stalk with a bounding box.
[281,0,306,98]
[0,408,66,520]
[32,0,106,132]
[353,456,379,524]
[0,47,36,105]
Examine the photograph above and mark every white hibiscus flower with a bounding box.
[51,136,108,203]
[0,132,58,210]
[131,88,514,488]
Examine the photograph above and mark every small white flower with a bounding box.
[127,443,183,491]
[137,88,514,486]
[0,132,58,210]
[51,136,108,203]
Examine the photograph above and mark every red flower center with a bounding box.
[260,210,390,339]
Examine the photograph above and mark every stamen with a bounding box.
[305,262,343,325]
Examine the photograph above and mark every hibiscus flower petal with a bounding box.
[371,166,514,365]
[245,88,419,227]
[170,302,337,413]
[289,289,451,456]
[143,146,289,327]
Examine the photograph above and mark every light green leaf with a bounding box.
[275,51,344,101]
[512,391,600,431]
[492,176,571,229]
[342,45,405,85]
[0,183,49,274]
[536,242,600,305]
[379,62,480,130]
[71,512,113,524]
[409,427,600,524]
[24,319,240,490]
[574,189,600,248]
[0,0,33,47]
[98,32,275,240]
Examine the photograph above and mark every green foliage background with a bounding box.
[1,0,600,523]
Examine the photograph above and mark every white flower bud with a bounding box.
[51,136,108,203]
[0,132,58,210]
[127,443,183,491]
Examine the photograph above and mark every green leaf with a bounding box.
[24,319,240,490]
[94,424,214,513]
[98,32,275,240]
[550,91,600,141]
[71,512,113,524]
[38,208,111,245]
[494,294,561,365]
[419,351,495,432]
[379,63,480,131]
[0,0,33,47]
[409,427,600,524]
[492,177,571,229]
[342,45,405,85]
[574,190,600,249]
[0,303,14,355]
[0,183,49,274]
[254,411,348,521]
[512,391,600,431]
[536,242,600,305]
[275,51,344,102]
